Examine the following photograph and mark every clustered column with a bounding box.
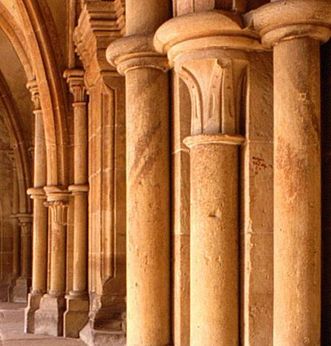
[25,79,48,332]
[63,69,89,337]
[253,1,331,344]
[107,0,171,344]
[155,11,260,345]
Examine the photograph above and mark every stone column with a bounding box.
[155,11,260,345]
[19,217,32,279]
[11,163,20,281]
[63,69,89,338]
[253,1,331,344]
[13,214,32,302]
[25,80,48,333]
[107,1,171,344]
[34,188,69,336]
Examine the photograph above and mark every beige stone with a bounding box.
[0,1,329,345]
[252,1,331,344]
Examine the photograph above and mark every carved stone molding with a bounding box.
[107,34,169,75]
[248,0,331,47]
[155,11,254,138]
[64,69,86,103]
[154,11,262,64]
[17,215,33,234]
[178,56,247,135]
[27,187,46,200]
[26,79,41,111]
[74,0,124,87]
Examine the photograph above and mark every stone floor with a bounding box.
[0,303,86,345]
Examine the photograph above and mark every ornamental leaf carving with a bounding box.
[179,58,247,136]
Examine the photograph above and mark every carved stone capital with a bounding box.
[179,51,248,136]
[68,184,89,195]
[154,11,256,137]
[27,187,46,200]
[26,79,41,111]
[74,0,124,87]
[107,35,169,75]
[154,11,261,65]
[17,214,33,235]
[44,185,70,203]
[64,69,86,103]
[249,0,331,47]
[45,198,69,227]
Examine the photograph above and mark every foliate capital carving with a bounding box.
[26,79,41,111]
[17,214,33,235]
[107,35,169,75]
[64,69,86,103]
[177,54,248,136]
[44,186,69,226]
[74,0,124,87]
[46,200,68,223]
[249,0,331,47]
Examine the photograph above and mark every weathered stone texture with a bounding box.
[0,1,329,345]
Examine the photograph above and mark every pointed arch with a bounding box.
[0,0,69,187]
[0,71,31,213]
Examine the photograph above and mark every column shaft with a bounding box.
[126,68,170,345]
[12,168,20,277]
[188,138,239,345]
[126,0,169,35]
[20,223,32,278]
[72,193,87,292]
[72,102,87,293]
[12,218,20,278]
[274,37,321,344]
[63,69,89,338]
[49,202,67,296]
[31,109,47,293]
[73,103,87,185]
[31,198,47,291]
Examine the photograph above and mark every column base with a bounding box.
[80,322,126,346]
[34,294,65,336]
[24,292,43,333]
[12,277,30,303]
[0,282,10,302]
[63,293,89,338]
[79,293,126,345]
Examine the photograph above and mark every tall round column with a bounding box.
[19,217,32,279]
[185,135,242,345]
[126,66,170,346]
[48,199,68,297]
[107,1,171,343]
[34,188,69,337]
[274,36,321,345]
[11,164,20,279]
[155,11,258,345]
[253,1,331,343]
[63,69,89,338]
[25,80,48,333]
[108,48,170,346]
